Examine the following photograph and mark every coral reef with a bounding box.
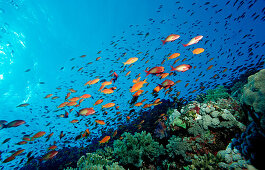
[229,69,265,169]
[217,143,247,169]
[187,153,223,170]
[204,85,230,102]
[166,135,193,162]
[94,146,114,161]
[65,153,124,170]
[241,69,265,114]
[113,131,165,167]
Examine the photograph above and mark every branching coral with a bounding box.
[204,85,230,102]
[113,131,165,167]
[188,153,224,170]
[65,153,124,170]
[166,135,193,162]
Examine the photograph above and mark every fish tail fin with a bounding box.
[161,40,166,45]
[144,70,150,77]
[170,65,175,71]
[182,44,188,47]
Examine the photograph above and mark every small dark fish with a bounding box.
[0,120,7,124]
[16,103,29,107]
[24,69,31,72]
[27,151,33,158]
[2,138,11,144]
[5,120,26,128]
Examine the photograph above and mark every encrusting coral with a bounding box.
[241,69,265,114]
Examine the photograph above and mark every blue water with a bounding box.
[0,0,264,169]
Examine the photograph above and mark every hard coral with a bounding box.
[241,69,265,113]
[113,131,165,167]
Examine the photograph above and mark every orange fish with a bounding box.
[44,94,53,98]
[70,119,78,123]
[112,130,117,137]
[68,88,77,93]
[3,156,15,163]
[68,97,80,102]
[223,68,228,73]
[102,103,115,109]
[145,67,164,76]
[192,48,204,54]
[78,67,83,71]
[170,64,192,72]
[160,73,169,79]
[101,88,114,94]
[143,104,152,108]
[191,89,197,93]
[48,145,57,150]
[159,79,175,89]
[12,149,25,157]
[94,99,103,106]
[168,53,180,60]
[99,136,110,144]
[173,58,180,65]
[130,79,147,92]
[134,102,143,107]
[95,120,105,125]
[96,57,101,61]
[185,83,189,87]
[175,80,182,83]
[32,131,46,138]
[182,58,187,62]
[153,85,163,93]
[153,98,161,104]
[182,35,203,47]
[133,90,144,97]
[46,132,54,142]
[39,151,58,162]
[125,71,131,76]
[80,94,91,98]
[85,78,100,86]
[67,101,77,106]
[78,108,95,116]
[133,77,141,83]
[16,103,29,107]
[51,96,59,100]
[65,92,71,100]
[123,57,138,65]
[161,34,180,45]
[207,65,213,70]
[79,98,84,104]
[23,135,31,141]
[16,141,27,145]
